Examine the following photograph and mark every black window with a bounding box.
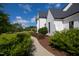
[69,21,74,29]
[48,22,50,33]
[45,23,46,27]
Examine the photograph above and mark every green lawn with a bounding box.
[0,33,16,44]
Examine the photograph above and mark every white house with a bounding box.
[36,3,79,35]
[36,11,47,33]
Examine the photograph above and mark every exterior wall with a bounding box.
[39,18,47,28]
[63,13,79,29]
[36,18,47,33]
[47,10,56,35]
[74,21,79,28]
[63,21,69,29]
[36,20,40,33]
[37,10,79,35]
[54,21,64,31]
[63,13,79,22]
[47,11,79,35]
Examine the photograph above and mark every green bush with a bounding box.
[38,27,48,35]
[49,28,79,55]
[0,32,32,56]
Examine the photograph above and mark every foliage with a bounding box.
[0,4,24,33]
[38,27,48,35]
[0,13,9,31]
[0,4,13,34]
[0,32,32,56]
[11,23,24,32]
[24,26,36,32]
[0,4,3,8]
[0,4,3,11]
[0,12,24,33]
[49,28,79,55]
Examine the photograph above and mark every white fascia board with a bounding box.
[63,3,73,11]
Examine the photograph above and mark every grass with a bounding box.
[0,33,16,44]
[0,32,33,56]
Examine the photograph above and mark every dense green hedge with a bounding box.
[49,28,79,55]
[38,27,48,35]
[0,32,32,56]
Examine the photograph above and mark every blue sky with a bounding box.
[2,3,68,28]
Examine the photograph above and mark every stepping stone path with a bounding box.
[31,36,54,56]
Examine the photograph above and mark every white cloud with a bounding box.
[24,10,27,14]
[31,16,36,23]
[18,4,23,7]
[55,4,61,8]
[37,8,40,11]
[45,3,61,9]
[18,4,32,12]
[13,16,30,28]
[45,3,55,9]
[45,5,49,9]
[23,4,32,12]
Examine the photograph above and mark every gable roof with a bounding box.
[36,11,48,21]
[38,11,48,18]
[49,3,79,19]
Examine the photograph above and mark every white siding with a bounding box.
[54,21,64,31]
[37,18,47,33]
[36,20,40,33]
[63,21,69,29]
[39,18,47,28]
[63,13,79,29]
[63,13,79,22]
[74,21,79,28]
[37,10,79,35]
[64,22,69,29]
[47,10,56,35]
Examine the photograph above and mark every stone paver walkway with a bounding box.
[31,36,54,56]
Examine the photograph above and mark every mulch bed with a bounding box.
[32,32,70,56]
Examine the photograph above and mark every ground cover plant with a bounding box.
[0,32,32,56]
[49,28,79,55]
[38,27,48,35]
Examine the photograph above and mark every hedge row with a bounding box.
[0,32,32,56]
[49,28,79,55]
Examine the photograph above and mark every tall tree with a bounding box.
[0,4,11,33]
[0,4,3,10]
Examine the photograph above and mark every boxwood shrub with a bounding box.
[49,28,79,55]
[0,32,32,56]
[38,27,48,35]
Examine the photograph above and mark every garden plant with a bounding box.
[49,28,79,55]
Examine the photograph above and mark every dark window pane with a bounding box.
[69,21,74,29]
[48,22,50,33]
[45,23,46,27]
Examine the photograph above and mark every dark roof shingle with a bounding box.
[50,3,79,19]
[39,11,48,18]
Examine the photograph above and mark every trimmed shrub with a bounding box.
[10,32,32,56]
[49,28,79,55]
[38,27,48,35]
[0,32,32,56]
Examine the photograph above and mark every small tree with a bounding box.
[38,27,48,35]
